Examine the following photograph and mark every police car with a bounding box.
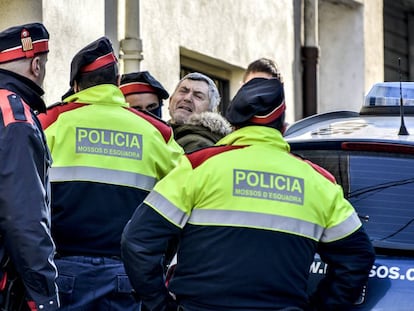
[284,82,414,310]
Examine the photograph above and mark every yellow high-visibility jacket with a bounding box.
[122,125,375,311]
[39,84,183,257]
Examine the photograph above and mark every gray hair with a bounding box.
[176,72,221,112]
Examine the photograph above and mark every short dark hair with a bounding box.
[76,63,118,90]
[243,58,283,82]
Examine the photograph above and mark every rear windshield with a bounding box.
[292,150,414,251]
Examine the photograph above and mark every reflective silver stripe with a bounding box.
[50,166,157,190]
[189,209,325,241]
[321,211,361,242]
[146,193,361,241]
[145,191,190,228]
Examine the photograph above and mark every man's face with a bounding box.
[168,79,210,124]
[126,93,160,113]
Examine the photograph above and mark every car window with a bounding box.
[292,149,414,251]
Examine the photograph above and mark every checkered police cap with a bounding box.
[0,22,49,64]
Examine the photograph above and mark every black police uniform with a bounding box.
[0,23,59,310]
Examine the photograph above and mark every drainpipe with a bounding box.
[302,0,320,117]
[120,0,143,72]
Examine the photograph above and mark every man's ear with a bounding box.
[31,56,41,77]
[73,81,80,93]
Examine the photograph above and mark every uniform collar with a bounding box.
[217,125,290,152]
[0,68,46,113]
[64,84,129,107]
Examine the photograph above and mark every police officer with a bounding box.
[121,77,375,311]
[38,37,183,310]
[0,23,59,310]
[120,71,169,118]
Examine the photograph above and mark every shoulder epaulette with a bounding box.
[38,102,87,130]
[186,145,247,169]
[0,89,33,127]
[125,107,173,143]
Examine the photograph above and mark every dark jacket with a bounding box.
[0,69,59,310]
[121,126,375,311]
[171,112,233,153]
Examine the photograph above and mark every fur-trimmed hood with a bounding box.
[185,111,233,136]
[171,112,233,153]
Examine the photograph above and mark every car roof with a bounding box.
[284,111,414,145]
[285,82,414,145]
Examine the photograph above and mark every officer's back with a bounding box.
[38,37,183,311]
[121,77,375,311]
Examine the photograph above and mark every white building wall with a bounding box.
[136,0,296,122]
[319,1,365,112]
[0,0,42,26]
[0,0,296,122]
[43,0,105,103]
[0,0,105,105]
[364,0,384,92]
[318,0,383,113]
[0,0,384,122]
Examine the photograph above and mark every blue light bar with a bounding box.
[364,82,414,107]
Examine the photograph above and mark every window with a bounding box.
[294,148,414,250]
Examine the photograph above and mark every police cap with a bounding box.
[226,77,285,127]
[120,71,169,100]
[0,22,49,64]
[70,36,117,86]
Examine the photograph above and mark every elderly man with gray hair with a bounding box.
[168,72,232,153]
